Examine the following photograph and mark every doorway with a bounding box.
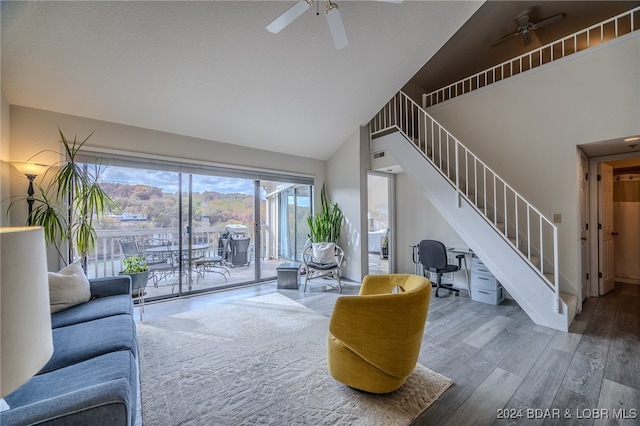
[367,171,394,275]
[587,154,640,296]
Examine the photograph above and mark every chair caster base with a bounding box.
[435,284,460,298]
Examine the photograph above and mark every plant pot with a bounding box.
[119,270,150,297]
[381,247,388,259]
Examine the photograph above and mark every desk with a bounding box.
[447,247,474,294]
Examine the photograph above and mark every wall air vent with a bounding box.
[373,151,385,159]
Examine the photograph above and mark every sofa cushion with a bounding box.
[1,350,137,426]
[51,294,134,329]
[48,262,92,313]
[41,314,138,374]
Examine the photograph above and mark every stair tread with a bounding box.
[559,291,578,303]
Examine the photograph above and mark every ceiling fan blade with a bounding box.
[531,14,564,30]
[522,30,532,46]
[326,4,348,50]
[492,31,520,46]
[266,0,311,34]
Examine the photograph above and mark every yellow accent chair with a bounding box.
[327,274,431,394]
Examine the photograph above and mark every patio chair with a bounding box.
[194,255,230,283]
[119,236,142,258]
[138,238,178,287]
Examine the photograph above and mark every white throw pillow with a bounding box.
[48,261,91,313]
[312,242,336,264]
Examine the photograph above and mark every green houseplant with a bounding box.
[119,256,150,297]
[306,184,343,244]
[8,128,118,266]
[381,229,389,259]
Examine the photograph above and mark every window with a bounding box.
[77,150,312,300]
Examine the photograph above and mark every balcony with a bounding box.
[86,226,284,301]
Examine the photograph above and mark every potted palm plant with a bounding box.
[8,128,118,266]
[119,256,150,297]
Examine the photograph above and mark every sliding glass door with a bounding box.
[180,173,257,293]
[257,181,310,284]
[81,154,312,301]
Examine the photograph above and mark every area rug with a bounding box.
[137,293,452,425]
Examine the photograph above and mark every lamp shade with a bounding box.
[0,227,53,398]
[10,162,48,177]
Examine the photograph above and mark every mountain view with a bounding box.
[96,183,260,231]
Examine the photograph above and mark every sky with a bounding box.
[100,165,255,195]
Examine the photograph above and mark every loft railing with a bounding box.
[424,6,640,108]
[370,91,560,312]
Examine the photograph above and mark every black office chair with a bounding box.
[418,240,464,297]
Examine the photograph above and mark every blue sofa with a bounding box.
[0,276,139,426]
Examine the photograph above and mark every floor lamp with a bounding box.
[10,162,48,226]
[0,227,53,411]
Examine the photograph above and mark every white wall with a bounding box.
[0,90,10,227]
[394,172,466,275]
[327,127,368,281]
[410,34,640,291]
[8,106,328,269]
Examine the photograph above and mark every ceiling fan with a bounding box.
[493,9,564,47]
[266,0,403,50]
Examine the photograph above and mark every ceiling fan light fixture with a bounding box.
[268,0,402,49]
[325,1,348,49]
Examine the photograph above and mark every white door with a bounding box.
[579,152,589,300]
[598,163,615,295]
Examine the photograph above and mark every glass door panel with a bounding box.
[260,181,287,280]
[367,173,391,275]
[294,185,311,261]
[187,173,256,291]
[260,182,311,279]
[88,164,182,299]
[86,157,313,301]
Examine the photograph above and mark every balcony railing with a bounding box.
[87,226,237,279]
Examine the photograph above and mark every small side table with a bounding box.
[277,262,301,289]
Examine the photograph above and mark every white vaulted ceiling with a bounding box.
[1,1,483,160]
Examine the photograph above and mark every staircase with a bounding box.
[370,91,577,332]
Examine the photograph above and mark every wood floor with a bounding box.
[136,280,640,426]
